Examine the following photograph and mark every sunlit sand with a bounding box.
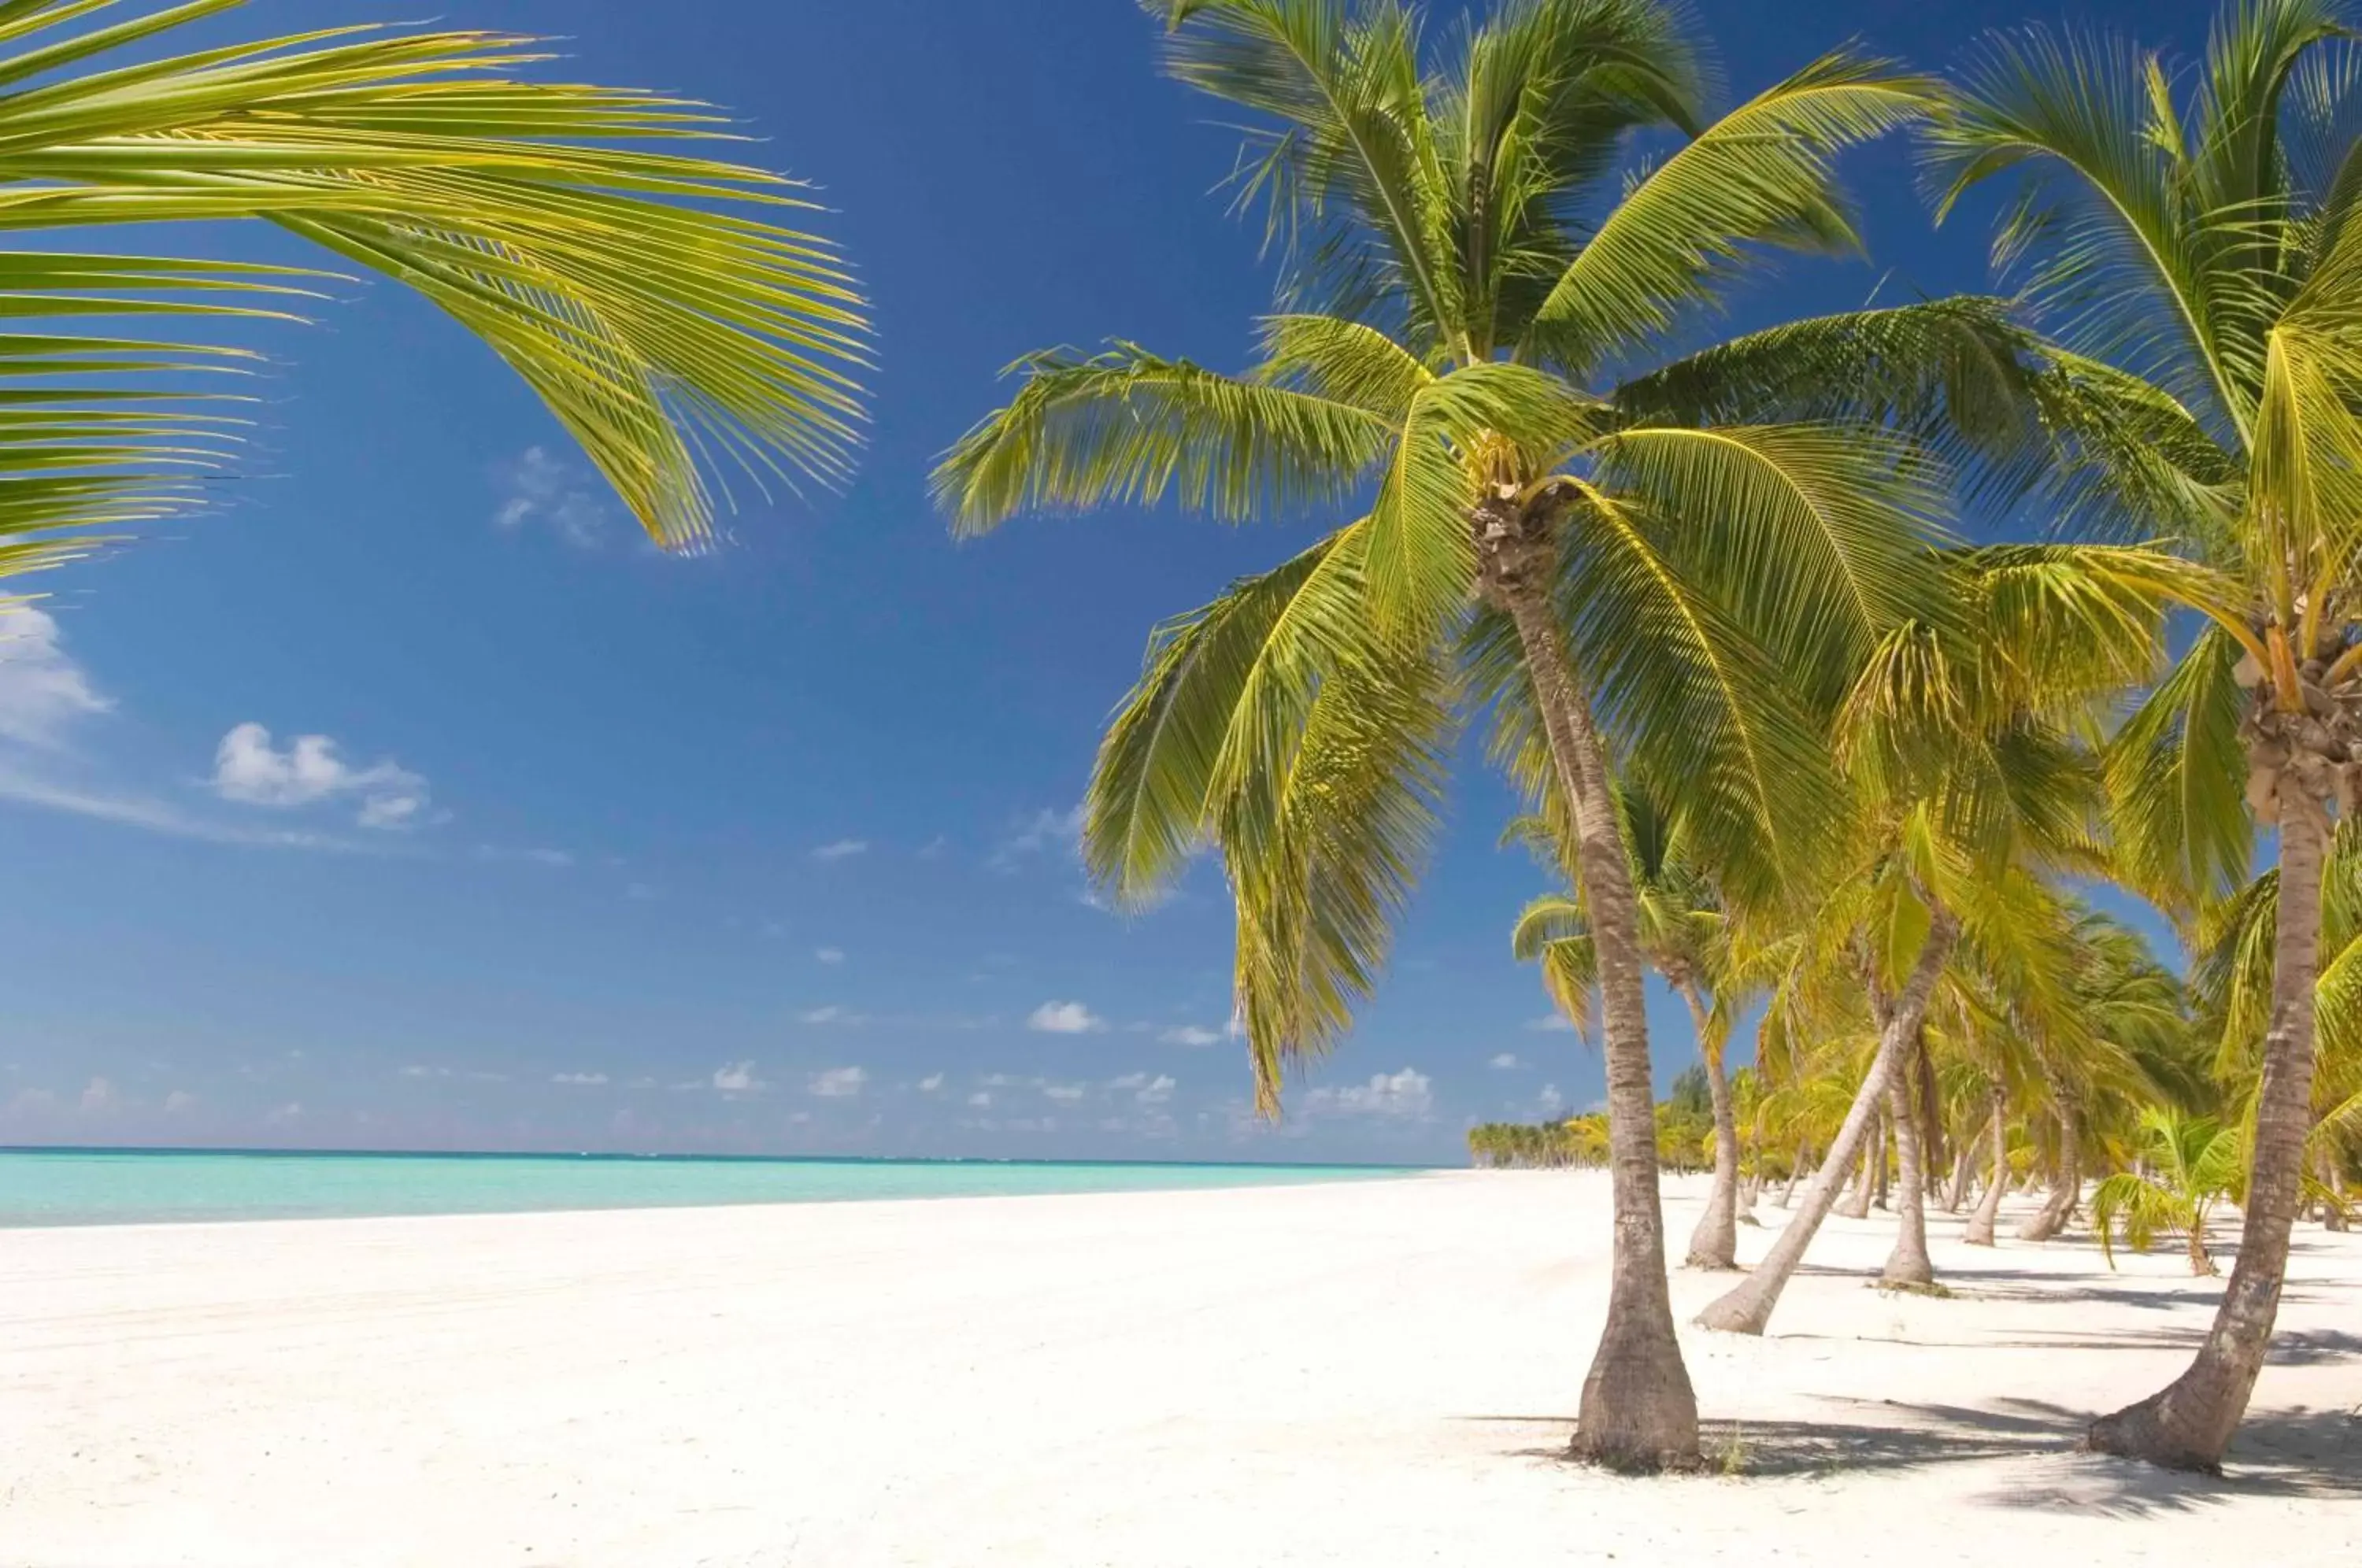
[6,1171,2358,1564]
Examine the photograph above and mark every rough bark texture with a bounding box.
[1682,981,1740,1270]
[1881,1060,1935,1287]
[1872,1113,1893,1211]
[1779,1151,1805,1208]
[2087,786,2331,1472]
[1696,913,1958,1335]
[1964,1093,2008,1248]
[1483,515,1697,1470]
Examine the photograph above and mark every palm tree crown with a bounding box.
[0,0,867,588]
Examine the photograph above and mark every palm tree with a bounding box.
[0,2,864,594]
[2093,1108,2245,1276]
[1697,545,2183,1332]
[934,0,1965,1468]
[1927,0,2362,1469]
[1509,784,1751,1269]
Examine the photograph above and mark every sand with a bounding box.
[3,1170,2359,1566]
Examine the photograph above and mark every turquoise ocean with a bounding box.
[0,1147,1416,1228]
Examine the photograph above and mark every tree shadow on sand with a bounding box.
[1471,1396,2362,1511]
[1790,1261,2331,1313]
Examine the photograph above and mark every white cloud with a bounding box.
[1027,1000,1105,1034]
[917,1073,945,1093]
[1135,1074,1176,1105]
[809,1066,867,1098]
[1536,1083,1564,1116]
[1042,1081,1087,1104]
[991,804,1083,869]
[78,1076,116,1114]
[475,845,576,868]
[799,1004,863,1026]
[814,946,846,965]
[492,446,608,547]
[1489,1052,1522,1070]
[213,723,429,830]
[163,1089,197,1115]
[265,1101,303,1125]
[398,1063,508,1082]
[1307,1067,1433,1120]
[1159,1024,1224,1048]
[0,607,110,747]
[711,1061,763,1093]
[967,1090,992,1108]
[1526,1013,1576,1034]
[812,838,868,863]
[552,1072,609,1086]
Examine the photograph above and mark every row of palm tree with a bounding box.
[8,0,2350,1494]
[935,0,2362,1476]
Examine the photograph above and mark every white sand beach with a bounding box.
[5,1170,2360,1566]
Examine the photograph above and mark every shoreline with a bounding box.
[6,1170,2358,1565]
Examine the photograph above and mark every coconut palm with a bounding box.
[1927,0,2362,1468]
[1696,544,2186,1333]
[0,1,864,594]
[1509,783,1751,1269]
[2093,1108,2245,1275]
[934,0,1983,1467]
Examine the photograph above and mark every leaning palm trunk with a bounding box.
[1964,1093,2008,1247]
[1488,553,1697,1467]
[1697,912,1957,1333]
[2089,791,2331,1470]
[2017,1107,2079,1242]
[1836,1116,1879,1219]
[1881,1063,1935,1286]
[1683,981,1741,1270]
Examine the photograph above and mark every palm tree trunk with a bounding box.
[2319,1148,2347,1232]
[1697,911,1958,1335]
[1683,981,1740,1271]
[1837,1115,1878,1219]
[1872,1111,1893,1210]
[1490,570,1697,1468]
[1779,1149,1805,1207]
[2089,790,2329,1472]
[2017,1108,2079,1242]
[1944,1142,1974,1213]
[1964,1092,2007,1248]
[1881,1056,1935,1287]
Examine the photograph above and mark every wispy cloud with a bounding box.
[990,804,1083,870]
[799,1004,864,1026]
[813,946,846,965]
[0,607,109,747]
[552,1071,609,1085]
[1111,1071,1179,1104]
[1525,1013,1576,1034]
[1042,1081,1087,1104]
[711,1061,763,1094]
[474,845,576,868]
[1306,1067,1433,1120]
[812,838,868,863]
[1027,1000,1105,1034]
[809,1066,867,1098]
[213,723,430,830]
[1160,1024,1223,1047]
[1489,1052,1522,1070]
[492,446,609,548]
[916,1072,945,1093]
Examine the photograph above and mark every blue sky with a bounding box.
[0,0,2195,1162]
